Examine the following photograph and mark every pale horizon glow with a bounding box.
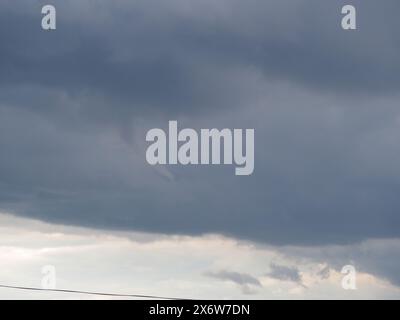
[0,213,399,300]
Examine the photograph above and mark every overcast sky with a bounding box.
[1,0,400,299]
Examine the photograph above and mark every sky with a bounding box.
[1,0,400,299]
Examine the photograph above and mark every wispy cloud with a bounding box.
[205,270,262,294]
[267,263,303,286]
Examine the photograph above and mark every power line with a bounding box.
[0,284,191,300]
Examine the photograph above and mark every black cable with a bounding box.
[0,284,191,300]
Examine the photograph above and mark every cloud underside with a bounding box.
[0,0,400,257]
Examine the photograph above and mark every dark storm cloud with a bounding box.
[1,0,400,120]
[1,0,400,268]
[0,0,263,117]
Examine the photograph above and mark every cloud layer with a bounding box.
[1,0,400,252]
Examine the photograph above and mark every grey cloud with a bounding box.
[2,83,400,247]
[280,239,400,287]
[317,265,331,280]
[267,263,302,284]
[1,0,400,122]
[0,0,264,118]
[205,270,261,294]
